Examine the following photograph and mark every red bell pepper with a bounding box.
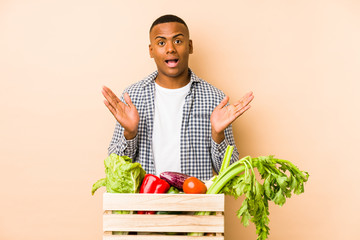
[138,174,170,214]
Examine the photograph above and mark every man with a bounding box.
[102,15,254,180]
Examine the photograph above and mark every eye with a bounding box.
[174,39,182,44]
[157,41,165,46]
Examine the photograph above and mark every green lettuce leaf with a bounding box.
[92,154,146,195]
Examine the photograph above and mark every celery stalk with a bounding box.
[207,156,249,194]
[207,164,246,194]
[219,145,234,174]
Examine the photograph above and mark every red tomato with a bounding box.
[183,177,207,194]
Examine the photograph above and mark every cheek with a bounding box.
[151,51,162,61]
[154,48,166,57]
[179,47,190,58]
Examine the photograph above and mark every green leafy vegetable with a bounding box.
[92,153,146,195]
[189,146,309,240]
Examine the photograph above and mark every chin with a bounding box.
[162,68,187,78]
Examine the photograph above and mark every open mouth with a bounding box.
[165,59,179,68]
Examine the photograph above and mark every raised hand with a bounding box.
[210,92,254,143]
[102,86,140,140]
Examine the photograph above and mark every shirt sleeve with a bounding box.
[108,121,138,159]
[210,124,239,173]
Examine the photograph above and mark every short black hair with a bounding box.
[150,14,188,33]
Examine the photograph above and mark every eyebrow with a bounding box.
[155,33,185,40]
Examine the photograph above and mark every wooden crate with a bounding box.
[103,193,225,240]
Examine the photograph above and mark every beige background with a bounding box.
[1,0,359,239]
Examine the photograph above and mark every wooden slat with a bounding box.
[103,193,224,212]
[103,214,224,233]
[103,235,224,240]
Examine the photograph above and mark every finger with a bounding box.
[103,99,117,117]
[102,86,121,104]
[102,91,117,111]
[245,92,254,102]
[235,105,251,117]
[234,93,254,108]
[246,91,254,97]
[224,105,251,126]
[102,87,114,102]
[102,89,122,110]
[102,86,114,98]
[216,96,229,109]
[102,85,116,97]
[233,91,254,104]
[243,93,254,106]
[124,92,134,107]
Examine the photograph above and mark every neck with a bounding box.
[155,69,190,89]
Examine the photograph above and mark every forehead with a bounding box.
[150,22,189,40]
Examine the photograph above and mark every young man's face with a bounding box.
[149,22,193,80]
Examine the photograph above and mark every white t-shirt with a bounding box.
[153,82,191,176]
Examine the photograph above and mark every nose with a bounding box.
[166,41,176,54]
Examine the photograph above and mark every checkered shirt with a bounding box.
[108,70,239,180]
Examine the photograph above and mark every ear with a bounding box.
[149,43,154,58]
[189,39,193,54]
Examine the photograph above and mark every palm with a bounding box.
[102,86,139,137]
[114,100,139,132]
[211,104,239,133]
[210,92,254,133]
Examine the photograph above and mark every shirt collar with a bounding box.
[142,69,200,87]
